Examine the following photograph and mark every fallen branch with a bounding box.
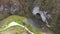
[4,22,34,34]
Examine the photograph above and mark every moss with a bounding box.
[0,15,41,34]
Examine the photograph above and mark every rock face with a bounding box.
[0,0,20,20]
[0,0,34,20]
[0,0,19,14]
[0,0,60,34]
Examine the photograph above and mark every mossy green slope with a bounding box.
[0,15,41,34]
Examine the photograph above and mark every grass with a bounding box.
[26,25,41,34]
[0,15,41,34]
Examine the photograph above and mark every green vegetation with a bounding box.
[26,25,41,34]
[0,0,60,34]
[0,15,41,34]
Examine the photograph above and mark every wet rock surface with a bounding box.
[0,0,60,34]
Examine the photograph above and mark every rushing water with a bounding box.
[27,17,55,34]
[32,6,52,27]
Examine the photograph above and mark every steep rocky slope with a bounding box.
[0,0,60,34]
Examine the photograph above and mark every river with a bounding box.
[27,16,55,34]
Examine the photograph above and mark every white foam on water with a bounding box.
[32,6,51,27]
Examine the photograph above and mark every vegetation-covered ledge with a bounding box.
[0,15,41,34]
